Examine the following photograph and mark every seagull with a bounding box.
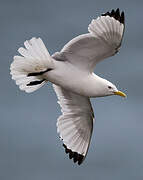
[10,8,126,165]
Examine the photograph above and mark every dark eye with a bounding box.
[108,86,112,89]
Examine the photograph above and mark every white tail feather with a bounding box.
[10,37,54,93]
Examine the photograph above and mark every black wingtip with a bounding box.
[27,68,52,77]
[63,144,84,165]
[120,11,125,24]
[27,79,45,86]
[102,8,125,24]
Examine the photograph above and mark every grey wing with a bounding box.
[53,84,94,165]
[54,9,125,72]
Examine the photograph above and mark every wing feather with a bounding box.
[57,8,125,72]
[53,84,94,165]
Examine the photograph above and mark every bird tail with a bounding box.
[10,37,54,93]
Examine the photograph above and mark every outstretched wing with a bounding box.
[58,8,125,72]
[53,84,94,165]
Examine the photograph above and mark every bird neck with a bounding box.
[90,73,109,97]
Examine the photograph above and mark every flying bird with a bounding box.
[10,8,126,165]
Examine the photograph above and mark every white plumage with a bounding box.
[10,9,126,165]
[53,85,94,164]
[10,37,53,92]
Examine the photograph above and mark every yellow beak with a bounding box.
[114,91,126,97]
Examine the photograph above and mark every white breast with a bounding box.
[44,60,106,97]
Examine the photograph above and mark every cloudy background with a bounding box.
[1,0,143,179]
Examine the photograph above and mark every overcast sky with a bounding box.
[0,0,143,180]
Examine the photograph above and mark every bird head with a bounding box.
[94,76,126,98]
[104,81,126,97]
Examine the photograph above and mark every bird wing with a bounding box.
[53,84,94,165]
[58,8,125,72]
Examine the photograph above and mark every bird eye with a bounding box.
[108,86,112,89]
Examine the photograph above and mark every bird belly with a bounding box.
[44,61,94,97]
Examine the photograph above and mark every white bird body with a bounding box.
[44,60,115,97]
[10,9,126,165]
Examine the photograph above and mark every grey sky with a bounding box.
[0,0,143,180]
